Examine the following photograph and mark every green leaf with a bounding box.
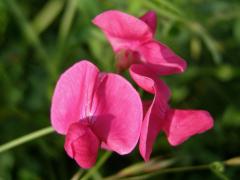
[234,18,240,44]
[32,0,65,35]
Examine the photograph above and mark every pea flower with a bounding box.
[93,10,187,74]
[130,64,214,161]
[51,60,142,168]
[93,10,214,161]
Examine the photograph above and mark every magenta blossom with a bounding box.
[51,60,142,168]
[130,64,214,161]
[93,10,187,74]
[93,10,214,161]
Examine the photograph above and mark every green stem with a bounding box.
[118,164,210,180]
[70,169,85,180]
[0,126,54,153]
[81,151,112,180]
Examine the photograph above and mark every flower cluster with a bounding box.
[50,10,214,168]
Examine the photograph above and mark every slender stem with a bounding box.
[71,169,85,180]
[0,126,54,153]
[106,164,210,180]
[81,151,112,180]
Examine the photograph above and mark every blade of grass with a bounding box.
[54,0,78,66]
[105,157,176,180]
[105,157,239,180]
[58,0,78,46]
[142,0,221,64]
[32,0,65,35]
[3,0,60,83]
[208,8,240,26]
[4,0,48,61]
[189,22,221,63]
[154,0,184,16]
[142,0,186,23]
[119,164,210,180]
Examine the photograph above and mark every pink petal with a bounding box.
[130,64,170,161]
[129,64,171,97]
[64,122,100,169]
[138,41,187,75]
[91,73,143,155]
[139,99,165,161]
[50,61,99,134]
[142,100,152,116]
[130,66,213,160]
[116,49,141,73]
[140,11,157,34]
[139,93,170,161]
[92,10,153,52]
[163,109,214,146]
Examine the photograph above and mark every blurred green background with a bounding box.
[0,0,240,179]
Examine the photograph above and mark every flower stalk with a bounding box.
[0,126,54,153]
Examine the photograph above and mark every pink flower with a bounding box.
[130,64,214,161]
[93,10,187,74]
[93,10,214,161]
[51,60,142,168]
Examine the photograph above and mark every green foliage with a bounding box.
[0,0,240,179]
